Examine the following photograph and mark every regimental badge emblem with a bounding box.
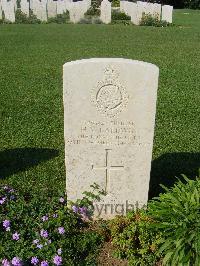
[91,66,129,118]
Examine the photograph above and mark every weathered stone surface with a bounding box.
[162,5,173,23]
[100,0,111,24]
[63,58,159,219]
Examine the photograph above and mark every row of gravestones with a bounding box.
[0,0,91,22]
[0,0,172,24]
[120,1,173,24]
[70,0,173,25]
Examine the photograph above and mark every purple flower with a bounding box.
[53,255,62,266]
[33,239,39,244]
[12,232,20,241]
[58,227,65,235]
[57,248,62,255]
[3,220,10,229]
[79,207,87,215]
[6,227,11,231]
[41,215,48,222]
[40,229,48,238]
[37,244,43,249]
[11,257,22,266]
[48,239,52,244]
[52,214,58,218]
[31,257,39,265]
[41,261,48,266]
[59,197,64,203]
[72,205,79,213]
[0,197,6,205]
[2,259,10,266]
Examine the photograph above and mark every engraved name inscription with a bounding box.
[66,120,136,146]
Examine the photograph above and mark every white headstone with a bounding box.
[120,0,125,13]
[2,0,15,22]
[29,0,33,10]
[162,5,173,23]
[63,58,159,219]
[130,2,139,25]
[137,1,147,23]
[146,2,154,16]
[153,3,161,20]
[65,0,72,11]
[0,0,2,19]
[33,0,47,21]
[20,0,29,16]
[57,0,66,14]
[69,1,85,23]
[100,0,111,24]
[47,0,57,18]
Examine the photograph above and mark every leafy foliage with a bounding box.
[108,211,162,265]
[78,17,103,24]
[111,9,131,21]
[85,6,100,17]
[47,12,70,24]
[111,0,120,7]
[15,10,41,24]
[140,14,170,27]
[108,176,200,265]
[148,176,200,266]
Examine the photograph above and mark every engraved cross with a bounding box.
[92,149,124,194]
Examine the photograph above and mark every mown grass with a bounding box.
[0,9,200,198]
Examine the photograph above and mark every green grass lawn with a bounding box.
[0,9,200,199]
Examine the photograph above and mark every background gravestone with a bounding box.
[47,0,57,18]
[2,0,15,22]
[153,3,161,20]
[0,1,2,20]
[130,2,139,25]
[100,0,111,24]
[63,58,159,219]
[162,5,173,23]
[69,2,85,23]
[20,0,29,16]
[57,0,66,15]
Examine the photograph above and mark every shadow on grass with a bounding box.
[149,152,200,200]
[0,148,59,179]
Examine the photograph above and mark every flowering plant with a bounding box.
[0,184,103,265]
